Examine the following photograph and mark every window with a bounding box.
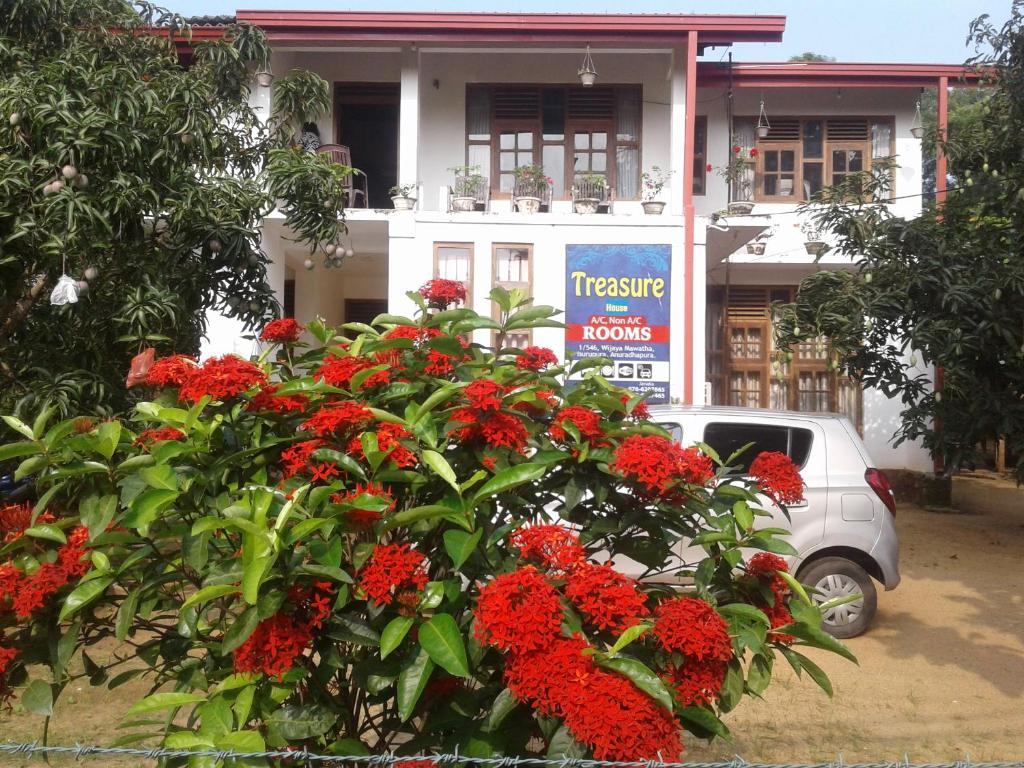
[434,243,473,309]
[748,117,894,202]
[706,286,863,430]
[283,279,295,318]
[693,116,707,195]
[492,244,532,348]
[466,85,642,199]
[703,422,814,473]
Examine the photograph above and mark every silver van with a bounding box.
[651,405,900,638]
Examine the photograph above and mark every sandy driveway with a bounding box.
[2,475,1022,764]
[688,474,1024,762]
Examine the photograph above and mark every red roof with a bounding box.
[698,61,986,88]
[235,10,786,45]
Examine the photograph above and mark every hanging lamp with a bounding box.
[756,97,771,139]
[910,93,924,138]
[578,44,597,88]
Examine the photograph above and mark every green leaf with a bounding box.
[140,464,177,491]
[21,680,53,717]
[2,415,34,440]
[380,616,415,660]
[58,576,114,620]
[677,705,730,739]
[182,584,240,611]
[267,704,337,740]
[597,657,674,712]
[546,724,586,758]
[607,622,651,656]
[82,494,118,540]
[418,614,470,678]
[472,462,547,504]
[15,454,47,481]
[747,654,773,696]
[124,488,179,529]
[384,504,453,530]
[23,524,67,544]
[0,441,42,462]
[443,528,482,571]
[782,621,858,664]
[781,647,833,696]
[422,449,460,494]
[116,589,140,641]
[733,500,755,532]
[749,535,799,556]
[717,662,744,713]
[221,607,260,654]
[485,687,519,732]
[215,730,266,753]
[718,602,771,626]
[125,692,206,717]
[397,647,434,721]
[96,421,122,459]
[776,569,813,606]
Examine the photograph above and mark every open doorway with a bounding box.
[335,83,399,209]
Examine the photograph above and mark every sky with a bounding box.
[161,0,1009,64]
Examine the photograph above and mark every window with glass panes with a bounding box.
[736,117,894,203]
[492,245,532,348]
[706,286,863,430]
[434,243,473,309]
[465,85,641,199]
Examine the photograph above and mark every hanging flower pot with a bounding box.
[804,240,829,256]
[256,70,274,88]
[746,242,766,256]
[757,125,770,139]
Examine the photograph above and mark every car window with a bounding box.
[660,422,683,442]
[702,422,814,473]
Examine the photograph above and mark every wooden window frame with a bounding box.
[467,85,642,201]
[693,116,708,196]
[491,243,533,348]
[743,116,894,203]
[433,242,474,310]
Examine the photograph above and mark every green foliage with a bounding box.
[0,290,848,759]
[0,0,345,421]
[776,5,1024,477]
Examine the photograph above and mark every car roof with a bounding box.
[649,404,846,421]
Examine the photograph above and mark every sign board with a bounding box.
[564,244,672,403]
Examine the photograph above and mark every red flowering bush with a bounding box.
[260,317,304,343]
[418,278,467,309]
[750,450,805,504]
[0,287,850,759]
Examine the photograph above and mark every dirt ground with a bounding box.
[1,474,1022,764]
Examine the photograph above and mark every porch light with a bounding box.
[756,97,771,139]
[256,68,274,88]
[910,97,924,138]
[578,45,597,88]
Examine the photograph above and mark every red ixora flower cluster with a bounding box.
[653,596,734,707]
[176,356,268,404]
[133,427,186,448]
[449,379,529,453]
[747,552,795,643]
[620,393,651,421]
[280,439,329,480]
[418,278,467,309]
[549,406,606,447]
[749,451,804,505]
[0,503,54,543]
[247,384,309,414]
[331,482,396,528]
[346,422,418,469]
[424,337,471,377]
[565,562,648,632]
[233,580,335,679]
[611,435,714,498]
[0,527,91,619]
[260,318,304,343]
[300,401,373,438]
[515,346,559,372]
[315,354,390,390]
[509,524,585,573]
[357,543,428,606]
[144,354,198,388]
[475,537,681,760]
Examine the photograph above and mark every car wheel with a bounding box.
[797,556,878,639]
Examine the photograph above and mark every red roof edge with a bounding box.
[698,61,987,88]
[235,10,786,44]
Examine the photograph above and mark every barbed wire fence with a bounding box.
[1,742,1022,768]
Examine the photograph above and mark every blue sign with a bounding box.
[565,244,672,403]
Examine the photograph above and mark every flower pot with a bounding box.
[757,125,770,139]
[573,198,600,214]
[451,196,477,212]
[391,195,416,211]
[804,240,829,256]
[579,72,597,88]
[256,71,274,88]
[515,196,542,214]
[746,242,766,256]
[728,201,754,215]
[641,201,666,215]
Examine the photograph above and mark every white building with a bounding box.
[199,11,976,474]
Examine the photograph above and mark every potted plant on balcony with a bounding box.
[801,221,830,256]
[713,143,756,215]
[512,165,551,213]
[449,165,486,212]
[572,173,608,214]
[640,166,673,214]
[388,182,418,210]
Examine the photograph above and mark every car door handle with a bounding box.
[785,499,809,509]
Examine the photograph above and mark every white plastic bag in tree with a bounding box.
[50,274,79,305]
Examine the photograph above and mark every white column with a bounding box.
[668,45,687,213]
[399,47,421,192]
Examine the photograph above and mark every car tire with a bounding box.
[797,556,878,639]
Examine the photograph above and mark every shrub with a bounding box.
[0,286,852,758]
